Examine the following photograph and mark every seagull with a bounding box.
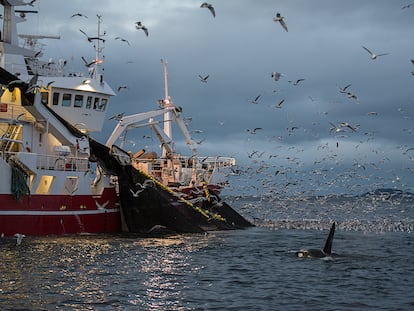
[79,29,105,43]
[198,74,209,83]
[404,147,414,154]
[81,56,96,68]
[329,122,345,134]
[346,92,359,102]
[273,13,288,32]
[250,94,261,104]
[271,71,282,81]
[338,83,352,94]
[340,122,358,132]
[362,46,389,60]
[247,127,262,134]
[288,78,305,86]
[14,113,26,123]
[109,112,125,121]
[33,50,42,58]
[115,36,130,46]
[191,129,204,134]
[130,188,145,197]
[45,80,55,88]
[402,3,414,9]
[135,22,149,37]
[200,2,216,17]
[330,122,358,133]
[272,98,286,108]
[28,73,38,87]
[14,233,26,245]
[136,179,156,189]
[117,85,128,92]
[71,13,88,18]
[95,200,109,210]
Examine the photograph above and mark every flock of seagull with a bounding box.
[69,2,414,203]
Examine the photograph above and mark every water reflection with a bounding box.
[128,235,214,310]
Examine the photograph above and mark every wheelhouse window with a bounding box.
[93,97,100,110]
[62,93,72,107]
[86,96,92,109]
[100,98,108,111]
[41,92,49,105]
[74,94,83,108]
[52,92,59,105]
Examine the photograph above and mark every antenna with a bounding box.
[160,59,170,105]
[93,14,105,79]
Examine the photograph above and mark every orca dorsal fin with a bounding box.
[323,222,336,255]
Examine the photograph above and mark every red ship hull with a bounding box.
[0,188,121,236]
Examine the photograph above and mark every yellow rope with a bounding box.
[135,168,225,222]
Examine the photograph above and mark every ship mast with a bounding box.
[1,0,36,45]
[92,14,105,80]
[161,59,173,157]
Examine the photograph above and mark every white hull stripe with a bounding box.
[0,209,120,216]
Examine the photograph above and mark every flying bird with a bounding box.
[45,80,55,88]
[271,71,282,81]
[81,56,96,68]
[340,122,358,132]
[95,200,109,210]
[79,29,105,43]
[247,127,262,134]
[26,73,39,93]
[117,85,128,92]
[109,112,125,121]
[115,36,130,46]
[338,83,352,94]
[250,94,261,104]
[330,122,358,133]
[362,46,389,60]
[273,13,288,32]
[346,92,359,102]
[130,188,145,197]
[272,98,286,108]
[14,233,26,245]
[198,74,209,83]
[200,2,216,17]
[135,22,149,36]
[288,78,305,86]
[402,3,414,9]
[71,13,88,18]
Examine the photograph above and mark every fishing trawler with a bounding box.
[0,1,120,236]
[0,0,251,237]
[101,60,253,233]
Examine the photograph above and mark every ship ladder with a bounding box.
[0,124,22,152]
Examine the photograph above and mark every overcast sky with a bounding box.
[13,0,414,195]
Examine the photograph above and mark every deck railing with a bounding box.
[0,151,90,173]
[36,154,90,172]
[133,155,235,186]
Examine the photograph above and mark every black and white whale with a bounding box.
[296,222,336,258]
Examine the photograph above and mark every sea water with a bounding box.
[1,193,413,310]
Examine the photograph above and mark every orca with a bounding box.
[296,222,336,258]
